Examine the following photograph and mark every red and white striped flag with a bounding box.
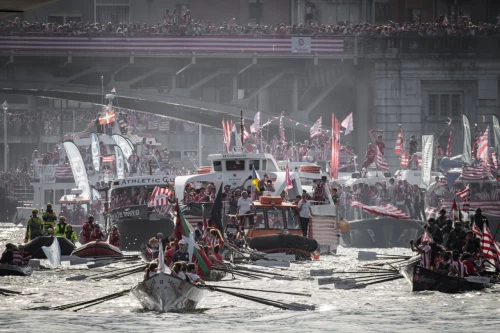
[159,121,170,132]
[421,231,433,243]
[148,186,172,207]
[400,153,409,167]
[446,129,453,157]
[457,184,470,211]
[285,164,293,191]
[279,114,286,144]
[394,127,404,155]
[478,126,489,161]
[222,119,228,152]
[243,126,250,140]
[376,146,389,172]
[480,224,500,267]
[310,117,322,139]
[472,223,483,238]
[330,115,340,179]
[148,121,158,130]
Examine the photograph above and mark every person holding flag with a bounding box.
[410,232,433,269]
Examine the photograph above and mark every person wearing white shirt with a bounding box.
[237,191,254,227]
[297,194,313,237]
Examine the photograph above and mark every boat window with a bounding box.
[44,189,54,205]
[213,161,222,172]
[249,160,260,171]
[285,207,301,230]
[267,208,285,230]
[254,208,265,229]
[262,159,267,171]
[226,160,245,171]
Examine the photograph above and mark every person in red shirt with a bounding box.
[461,253,477,276]
[108,225,121,248]
[375,135,386,155]
[213,244,224,262]
[90,224,105,242]
[165,242,175,267]
[361,143,376,170]
[81,215,95,244]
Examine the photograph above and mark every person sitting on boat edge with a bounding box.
[450,251,467,278]
[0,243,15,265]
[14,245,31,265]
[436,252,452,275]
[146,237,160,261]
[462,231,479,255]
[172,261,187,280]
[108,225,121,248]
[82,215,95,244]
[90,224,105,242]
[24,209,44,243]
[42,203,57,234]
[461,253,477,277]
[64,225,78,244]
[172,239,190,264]
[54,216,68,237]
[144,260,158,280]
[186,263,205,285]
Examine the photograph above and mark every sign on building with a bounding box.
[291,37,311,53]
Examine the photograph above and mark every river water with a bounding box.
[1,222,499,333]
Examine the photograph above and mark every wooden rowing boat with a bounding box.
[131,272,207,312]
[203,269,227,282]
[401,263,490,293]
[72,241,123,258]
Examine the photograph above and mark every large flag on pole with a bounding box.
[279,114,286,144]
[394,126,404,155]
[478,126,489,162]
[310,117,322,138]
[480,224,500,268]
[175,203,212,276]
[462,114,472,164]
[285,164,293,191]
[330,115,340,179]
[250,111,260,133]
[99,110,116,125]
[208,183,224,234]
[457,184,470,211]
[340,112,354,136]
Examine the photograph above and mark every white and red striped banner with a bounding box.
[148,186,172,207]
[279,115,285,144]
[158,121,170,132]
[102,155,115,164]
[0,35,344,54]
[461,166,490,180]
[427,199,500,218]
[310,117,322,139]
[376,146,389,172]
[394,127,404,155]
[55,166,73,180]
[480,225,500,267]
[351,201,410,219]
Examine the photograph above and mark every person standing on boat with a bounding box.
[54,216,68,237]
[410,233,432,269]
[90,224,105,242]
[297,193,313,237]
[360,143,376,174]
[42,203,57,234]
[24,209,44,243]
[81,215,95,244]
[108,225,121,248]
[237,191,254,227]
[446,221,466,253]
[64,225,78,244]
[172,239,190,263]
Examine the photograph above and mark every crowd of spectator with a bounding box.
[2,13,500,37]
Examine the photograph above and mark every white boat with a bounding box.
[131,272,207,312]
[174,151,303,199]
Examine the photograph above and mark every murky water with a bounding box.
[1,222,500,333]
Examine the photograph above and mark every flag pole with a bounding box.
[260,116,263,153]
[240,110,244,147]
[198,124,202,168]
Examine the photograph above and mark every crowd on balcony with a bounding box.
[1,13,500,37]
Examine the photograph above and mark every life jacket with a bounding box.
[42,210,57,231]
[109,232,120,248]
[12,248,24,265]
[82,221,93,243]
[65,230,78,244]
[54,223,67,237]
[27,217,43,240]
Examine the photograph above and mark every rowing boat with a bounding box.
[401,263,490,293]
[72,241,123,258]
[130,272,207,312]
[0,264,33,277]
[203,269,227,282]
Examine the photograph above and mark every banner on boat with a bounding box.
[350,201,410,219]
[63,141,91,199]
[110,205,149,221]
[90,132,100,172]
[462,114,472,165]
[420,135,434,189]
[493,115,500,159]
[115,145,126,180]
[112,134,134,169]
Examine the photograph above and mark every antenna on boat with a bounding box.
[240,110,244,148]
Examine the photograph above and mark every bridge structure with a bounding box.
[1,33,499,169]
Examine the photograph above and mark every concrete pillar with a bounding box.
[291,0,296,25]
[297,0,302,25]
[232,75,238,101]
[292,74,299,114]
[171,75,176,89]
[259,89,272,112]
[354,65,373,158]
[371,0,376,24]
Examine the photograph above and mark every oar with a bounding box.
[358,251,411,261]
[332,271,401,274]
[234,266,298,279]
[207,285,311,297]
[207,287,314,311]
[350,276,403,289]
[0,288,22,295]
[66,263,146,281]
